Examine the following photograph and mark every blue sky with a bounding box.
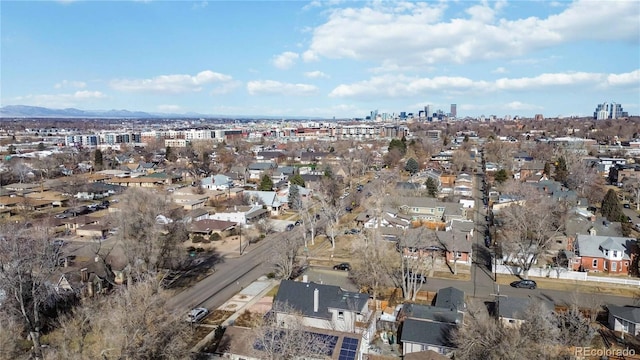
[1,0,638,118]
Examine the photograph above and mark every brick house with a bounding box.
[572,235,635,274]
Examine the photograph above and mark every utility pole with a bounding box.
[490,284,507,321]
[239,225,243,255]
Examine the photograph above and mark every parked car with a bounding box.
[356,184,364,192]
[333,263,351,271]
[344,228,360,235]
[286,224,295,231]
[186,307,209,323]
[510,280,537,289]
[345,206,353,213]
[484,235,491,247]
[624,203,631,209]
[294,220,302,226]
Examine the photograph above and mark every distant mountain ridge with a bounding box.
[0,105,324,120]
[0,105,193,118]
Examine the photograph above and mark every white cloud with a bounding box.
[272,51,299,70]
[192,1,207,10]
[5,90,106,108]
[491,67,508,74]
[247,80,318,96]
[504,101,542,111]
[54,80,86,89]
[304,70,329,79]
[304,0,639,68]
[157,104,181,112]
[210,80,242,95]
[329,69,639,98]
[110,70,232,94]
[494,72,602,90]
[607,69,640,87]
[302,50,319,62]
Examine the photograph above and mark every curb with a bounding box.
[190,278,279,353]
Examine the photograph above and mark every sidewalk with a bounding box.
[191,276,278,353]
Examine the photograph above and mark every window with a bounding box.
[455,251,462,258]
[338,311,344,320]
[605,250,609,256]
[613,250,618,257]
[592,259,598,268]
[612,262,617,271]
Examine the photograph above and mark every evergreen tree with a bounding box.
[543,162,551,176]
[37,142,45,151]
[601,189,625,222]
[388,138,407,155]
[165,146,175,161]
[425,178,438,197]
[494,169,509,184]
[405,158,419,175]
[289,173,305,187]
[258,174,274,191]
[288,184,301,210]
[94,149,103,170]
[555,156,568,183]
[323,165,333,178]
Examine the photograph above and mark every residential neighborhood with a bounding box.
[0,112,640,360]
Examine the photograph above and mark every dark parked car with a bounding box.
[344,228,360,235]
[345,206,353,213]
[295,220,302,226]
[510,280,537,289]
[356,184,364,192]
[333,263,351,271]
[484,235,491,247]
[285,224,295,231]
[624,203,631,209]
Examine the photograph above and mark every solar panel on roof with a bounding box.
[338,337,359,360]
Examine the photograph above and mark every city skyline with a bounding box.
[1,1,639,119]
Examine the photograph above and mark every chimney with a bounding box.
[95,255,100,263]
[80,268,88,282]
[64,257,69,268]
[313,288,319,313]
[302,275,308,283]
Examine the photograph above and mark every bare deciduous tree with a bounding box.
[498,181,565,279]
[397,227,435,301]
[0,221,61,359]
[270,232,303,280]
[349,232,397,303]
[247,302,334,360]
[111,188,186,283]
[51,276,192,359]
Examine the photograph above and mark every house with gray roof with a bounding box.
[497,297,553,328]
[572,234,635,274]
[273,280,375,341]
[247,162,277,182]
[201,174,233,191]
[607,305,640,336]
[434,287,466,312]
[398,303,461,357]
[242,190,283,215]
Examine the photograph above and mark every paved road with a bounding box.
[166,233,277,313]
